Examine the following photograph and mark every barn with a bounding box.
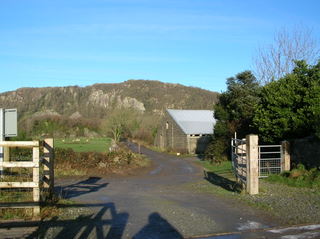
[154,109,216,154]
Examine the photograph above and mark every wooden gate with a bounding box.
[0,139,54,217]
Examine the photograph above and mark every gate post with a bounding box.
[4,147,9,162]
[33,142,40,216]
[43,138,54,199]
[281,141,290,171]
[246,134,259,195]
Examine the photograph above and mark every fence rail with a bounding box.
[0,139,54,217]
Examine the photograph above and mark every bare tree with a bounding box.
[253,25,320,84]
[102,108,142,143]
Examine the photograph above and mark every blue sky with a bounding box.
[1,0,319,93]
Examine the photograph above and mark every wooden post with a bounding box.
[43,138,54,198]
[281,141,290,171]
[33,143,40,216]
[246,134,259,195]
[4,146,9,162]
[2,146,9,178]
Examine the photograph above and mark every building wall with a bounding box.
[187,135,211,154]
[154,111,212,154]
[154,111,188,153]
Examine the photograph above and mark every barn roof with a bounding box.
[167,109,215,135]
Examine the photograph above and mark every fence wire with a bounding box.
[0,140,54,219]
[258,145,282,177]
[0,148,35,205]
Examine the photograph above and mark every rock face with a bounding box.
[0,80,218,120]
[69,111,82,119]
[88,90,145,112]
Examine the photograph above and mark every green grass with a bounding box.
[0,208,34,220]
[0,190,33,203]
[188,160,242,196]
[197,160,234,177]
[55,137,112,153]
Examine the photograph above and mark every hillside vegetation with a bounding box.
[0,80,218,140]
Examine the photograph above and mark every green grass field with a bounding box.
[55,137,112,153]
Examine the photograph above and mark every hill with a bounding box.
[0,80,218,118]
[0,80,219,138]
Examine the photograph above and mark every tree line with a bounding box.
[206,26,320,163]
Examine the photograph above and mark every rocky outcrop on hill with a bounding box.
[0,80,218,120]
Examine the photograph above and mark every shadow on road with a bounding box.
[0,202,128,239]
[0,177,184,239]
[0,205,183,239]
[133,212,183,239]
[204,170,242,193]
[55,176,108,199]
[0,178,123,239]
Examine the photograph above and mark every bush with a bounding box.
[205,138,228,163]
[266,164,320,189]
[55,144,146,176]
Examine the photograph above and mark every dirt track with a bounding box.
[51,142,280,239]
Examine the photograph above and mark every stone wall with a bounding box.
[154,112,187,153]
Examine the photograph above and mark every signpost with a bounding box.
[0,109,3,165]
[0,108,17,176]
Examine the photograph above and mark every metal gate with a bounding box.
[232,138,283,180]
[231,138,247,184]
[258,144,282,178]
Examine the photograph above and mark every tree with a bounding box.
[253,60,320,143]
[218,71,261,137]
[132,112,161,144]
[102,108,142,143]
[108,122,124,143]
[254,26,320,84]
[205,71,261,162]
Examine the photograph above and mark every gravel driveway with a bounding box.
[46,142,281,239]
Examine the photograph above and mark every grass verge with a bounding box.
[198,160,233,175]
[194,160,320,224]
[186,160,242,196]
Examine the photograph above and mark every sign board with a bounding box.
[4,109,17,137]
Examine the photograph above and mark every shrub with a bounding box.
[54,144,146,176]
[205,138,228,163]
[266,164,320,189]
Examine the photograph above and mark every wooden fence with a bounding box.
[0,138,54,217]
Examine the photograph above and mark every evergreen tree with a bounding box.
[253,61,320,142]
